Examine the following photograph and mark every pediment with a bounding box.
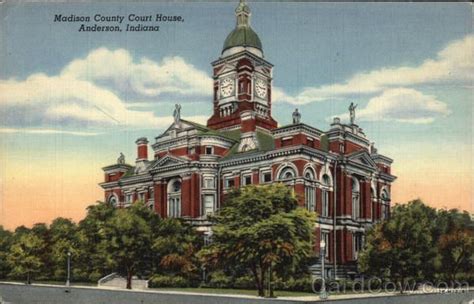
[255,65,271,77]
[149,154,188,170]
[219,62,237,75]
[157,120,202,139]
[346,150,378,169]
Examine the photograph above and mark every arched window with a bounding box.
[108,195,118,208]
[381,189,390,220]
[320,174,331,217]
[304,169,316,212]
[304,169,315,180]
[278,167,296,180]
[322,174,331,187]
[167,179,182,218]
[352,177,360,220]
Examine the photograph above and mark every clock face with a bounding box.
[220,77,234,98]
[255,78,267,99]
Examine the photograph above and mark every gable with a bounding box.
[149,154,188,170]
[346,150,378,169]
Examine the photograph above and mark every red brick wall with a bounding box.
[137,144,148,160]
[252,170,259,185]
[154,182,166,218]
[181,178,191,217]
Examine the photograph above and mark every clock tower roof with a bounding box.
[222,0,263,57]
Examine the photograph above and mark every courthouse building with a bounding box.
[100,1,396,278]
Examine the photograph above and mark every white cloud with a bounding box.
[333,88,451,124]
[0,48,212,132]
[0,73,162,128]
[61,48,212,98]
[275,35,473,105]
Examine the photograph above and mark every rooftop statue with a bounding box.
[292,108,301,124]
[117,152,125,165]
[349,102,357,125]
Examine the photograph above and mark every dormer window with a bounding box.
[205,146,214,155]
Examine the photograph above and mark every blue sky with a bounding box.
[0,1,472,228]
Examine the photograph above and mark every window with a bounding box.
[168,197,181,218]
[305,186,315,211]
[306,137,314,147]
[204,177,215,189]
[203,194,215,216]
[352,178,360,220]
[353,233,364,259]
[167,179,182,218]
[322,174,331,187]
[108,195,118,207]
[243,175,252,186]
[225,177,235,189]
[279,167,296,180]
[261,171,272,183]
[189,147,195,154]
[321,231,330,258]
[126,194,133,205]
[339,143,345,153]
[322,190,329,217]
[205,146,213,155]
[381,189,390,220]
[138,192,145,202]
[321,174,331,217]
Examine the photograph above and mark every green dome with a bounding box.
[222,26,262,52]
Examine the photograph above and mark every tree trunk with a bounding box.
[27,271,31,285]
[251,266,264,297]
[259,265,266,297]
[126,269,133,289]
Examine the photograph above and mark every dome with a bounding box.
[222,26,262,53]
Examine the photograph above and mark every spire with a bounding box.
[235,0,251,28]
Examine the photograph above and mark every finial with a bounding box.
[235,0,251,27]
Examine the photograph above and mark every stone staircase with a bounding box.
[98,273,148,290]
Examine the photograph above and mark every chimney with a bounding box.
[135,137,148,160]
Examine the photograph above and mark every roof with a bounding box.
[223,26,262,53]
[221,129,275,160]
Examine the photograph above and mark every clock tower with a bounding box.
[207,0,278,136]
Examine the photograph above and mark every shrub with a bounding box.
[207,270,232,288]
[148,275,189,288]
[234,275,255,289]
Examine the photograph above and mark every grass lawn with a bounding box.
[0,279,96,287]
[151,287,315,297]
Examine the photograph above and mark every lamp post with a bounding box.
[320,239,328,299]
[66,251,71,287]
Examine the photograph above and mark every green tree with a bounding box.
[199,184,315,297]
[76,202,116,281]
[48,218,79,280]
[102,202,155,289]
[0,226,13,278]
[6,233,46,284]
[153,218,202,281]
[436,209,474,282]
[358,200,438,292]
